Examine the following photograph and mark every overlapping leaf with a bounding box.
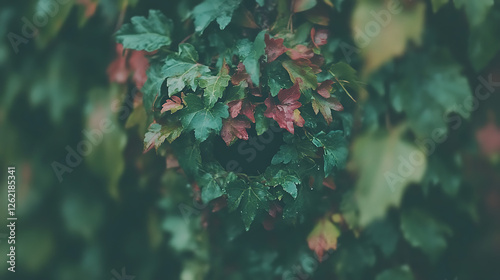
[144,122,183,152]
[192,0,243,33]
[163,44,211,96]
[312,130,348,177]
[180,95,229,142]
[264,82,304,134]
[199,64,231,107]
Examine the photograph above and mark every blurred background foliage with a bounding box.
[0,0,499,279]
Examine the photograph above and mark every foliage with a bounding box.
[1,0,500,279]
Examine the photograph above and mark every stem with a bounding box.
[329,70,357,103]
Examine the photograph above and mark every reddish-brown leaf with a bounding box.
[228,99,256,122]
[307,218,341,262]
[228,100,243,118]
[107,43,151,90]
[107,44,129,84]
[317,80,334,98]
[129,50,149,90]
[294,57,322,74]
[264,82,304,134]
[476,119,500,156]
[287,44,314,60]
[241,102,256,123]
[161,96,184,113]
[231,62,252,85]
[265,34,289,63]
[221,118,251,145]
[311,27,328,48]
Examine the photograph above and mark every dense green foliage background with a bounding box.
[1,0,500,279]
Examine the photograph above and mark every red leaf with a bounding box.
[307,218,341,262]
[129,50,149,90]
[241,102,256,123]
[107,43,151,90]
[311,28,328,48]
[228,100,243,118]
[231,62,252,85]
[228,99,256,122]
[265,34,289,63]
[317,80,334,98]
[161,96,184,114]
[287,44,314,60]
[476,119,500,156]
[221,118,251,146]
[107,44,130,84]
[264,82,304,134]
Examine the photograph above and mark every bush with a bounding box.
[1,0,500,279]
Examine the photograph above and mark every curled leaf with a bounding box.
[161,96,184,114]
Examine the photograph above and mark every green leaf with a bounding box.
[255,105,270,135]
[267,61,293,97]
[334,242,376,279]
[116,10,173,52]
[163,44,211,95]
[199,65,231,107]
[401,209,453,263]
[273,134,318,165]
[422,156,461,197]
[282,59,318,90]
[199,173,225,203]
[283,185,307,223]
[375,266,414,280]
[267,169,301,199]
[173,136,202,177]
[272,145,299,165]
[226,181,272,230]
[351,126,427,227]
[468,10,500,71]
[312,131,348,177]
[390,50,471,138]
[142,62,166,113]
[236,30,267,86]
[364,218,400,258]
[192,0,243,33]
[180,95,229,142]
[144,122,183,152]
[454,0,494,26]
[329,62,361,92]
